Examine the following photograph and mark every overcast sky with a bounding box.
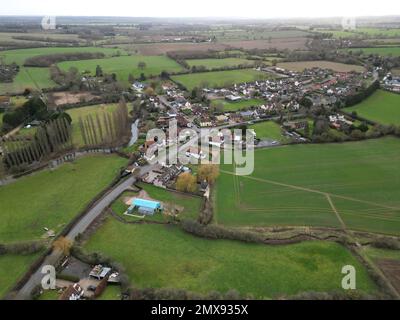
[1,0,400,18]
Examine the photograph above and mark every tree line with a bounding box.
[1,115,73,173]
[77,99,131,148]
[24,52,106,67]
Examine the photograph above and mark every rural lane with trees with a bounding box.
[15,164,154,300]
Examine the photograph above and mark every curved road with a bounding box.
[15,164,153,300]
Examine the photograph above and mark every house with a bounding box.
[89,265,112,280]
[225,95,242,102]
[60,283,84,300]
[215,115,229,124]
[239,111,254,119]
[129,198,162,216]
[132,82,145,91]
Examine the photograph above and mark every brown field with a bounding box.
[131,37,307,55]
[134,42,230,55]
[222,38,308,51]
[47,91,99,107]
[376,259,400,293]
[277,60,365,72]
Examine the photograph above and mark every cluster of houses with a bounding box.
[55,261,119,300]
[141,163,189,189]
[329,114,354,130]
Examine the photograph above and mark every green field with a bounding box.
[59,55,183,85]
[84,220,376,298]
[0,47,123,66]
[364,247,400,261]
[216,137,400,235]
[0,67,56,95]
[0,155,127,243]
[0,252,42,298]
[345,47,400,57]
[186,58,254,69]
[66,103,119,147]
[211,98,264,112]
[318,28,400,39]
[249,121,288,142]
[344,90,400,125]
[0,47,124,94]
[171,69,274,91]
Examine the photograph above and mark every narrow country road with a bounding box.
[15,164,154,300]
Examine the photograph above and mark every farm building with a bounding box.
[129,198,162,216]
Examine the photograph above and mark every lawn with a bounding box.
[0,252,42,298]
[344,90,400,125]
[277,61,365,72]
[211,98,264,112]
[249,121,288,142]
[111,183,202,221]
[171,69,274,91]
[185,58,254,69]
[0,155,128,243]
[84,220,376,298]
[58,55,183,85]
[216,137,400,235]
[66,103,119,148]
[97,285,121,300]
[37,289,60,300]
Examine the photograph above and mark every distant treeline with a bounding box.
[12,35,81,45]
[24,52,106,67]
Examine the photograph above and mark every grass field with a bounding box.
[211,98,264,112]
[0,47,125,94]
[277,61,364,72]
[59,55,183,85]
[0,67,56,95]
[317,28,400,39]
[344,90,400,125]
[84,220,376,298]
[345,47,400,57]
[0,47,123,66]
[0,155,128,243]
[66,103,119,147]
[216,137,400,235]
[171,69,274,91]
[0,252,42,298]
[249,121,288,142]
[185,58,254,69]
